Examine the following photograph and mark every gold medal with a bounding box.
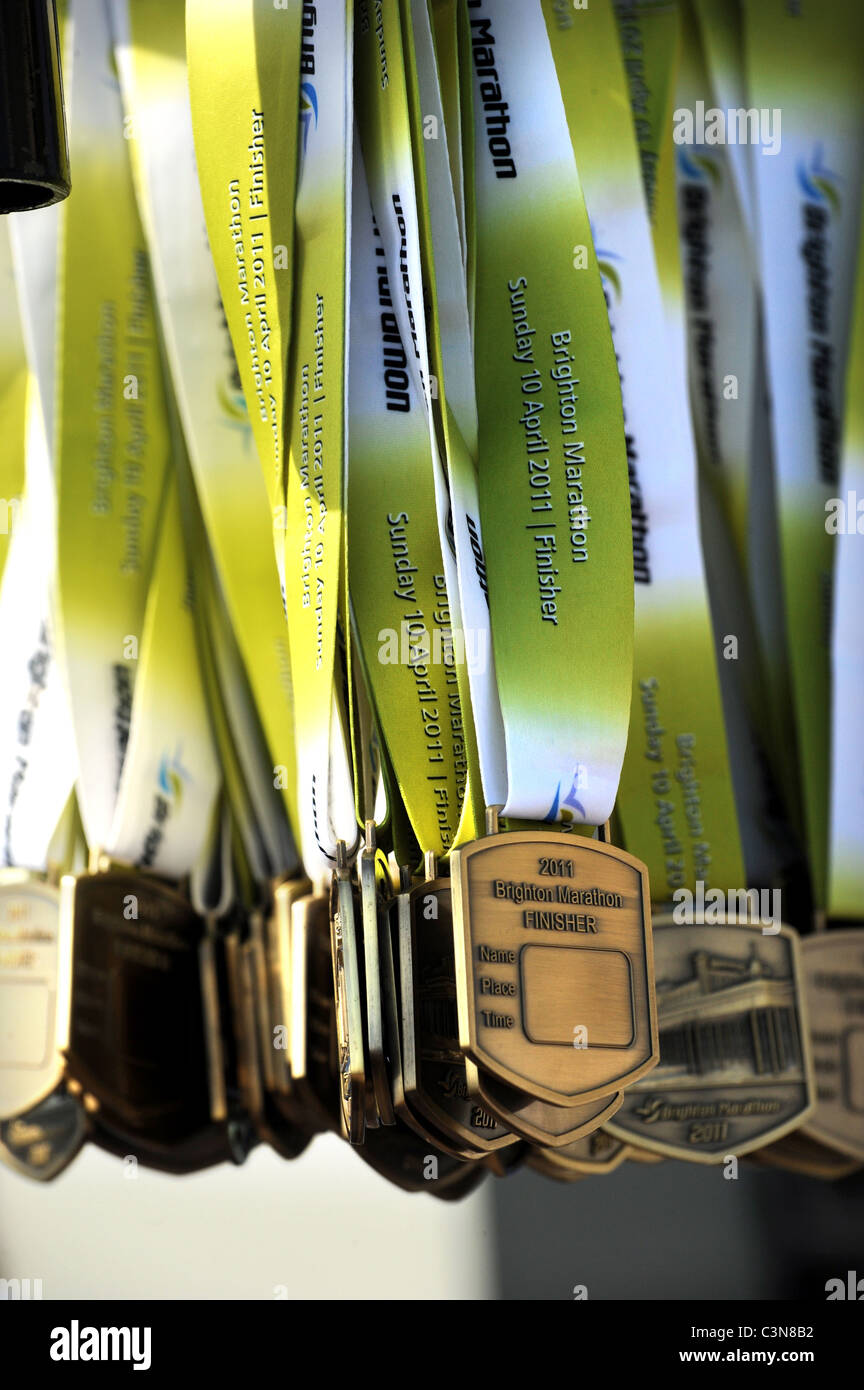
[606,918,815,1162]
[450,813,657,1107]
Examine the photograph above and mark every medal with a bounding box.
[289,889,341,1135]
[0,871,67,1121]
[226,914,311,1161]
[359,824,396,1127]
[0,1086,87,1182]
[606,918,815,1162]
[60,864,217,1150]
[354,1117,487,1200]
[748,1130,861,1181]
[467,1063,623,1148]
[451,815,657,1109]
[331,843,368,1145]
[395,862,517,1156]
[265,877,311,1098]
[526,1129,630,1181]
[798,931,864,1163]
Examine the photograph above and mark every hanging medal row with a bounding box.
[1,0,862,1195]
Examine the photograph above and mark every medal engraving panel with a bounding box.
[64,873,211,1143]
[453,833,657,1104]
[800,930,864,1161]
[607,922,814,1162]
[0,878,64,1119]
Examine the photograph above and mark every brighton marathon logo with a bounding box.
[139,746,192,869]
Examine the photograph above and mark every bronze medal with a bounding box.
[386,879,491,1160]
[224,923,310,1161]
[89,1103,254,1174]
[290,890,341,1133]
[397,869,517,1156]
[330,844,367,1144]
[606,919,815,1162]
[266,876,312,1097]
[451,823,657,1106]
[0,870,67,1120]
[466,1061,623,1147]
[354,1116,485,1199]
[483,1142,528,1179]
[359,826,395,1126]
[60,868,217,1149]
[747,1129,861,1180]
[799,929,864,1162]
[526,1128,630,1179]
[0,1085,87,1181]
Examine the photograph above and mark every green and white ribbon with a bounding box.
[113,0,299,873]
[0,381,76,871]
[55,0,217,877]
[281,0,356,878]
[743,0,864,909]
[470,0,633,828]
[543,0,744,893]
[828,191,864,920]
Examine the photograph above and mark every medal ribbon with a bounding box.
[828,188,864,921]
[282,0,356,879]
[185,0,302,593]
[470,0,634,829]
[742,0,864,909]
[114,0,300,864]
[542,0,744,895]
[0,379,77,872]
[55,0,217,877]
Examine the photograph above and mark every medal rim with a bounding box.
[470,1059,624,1147]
